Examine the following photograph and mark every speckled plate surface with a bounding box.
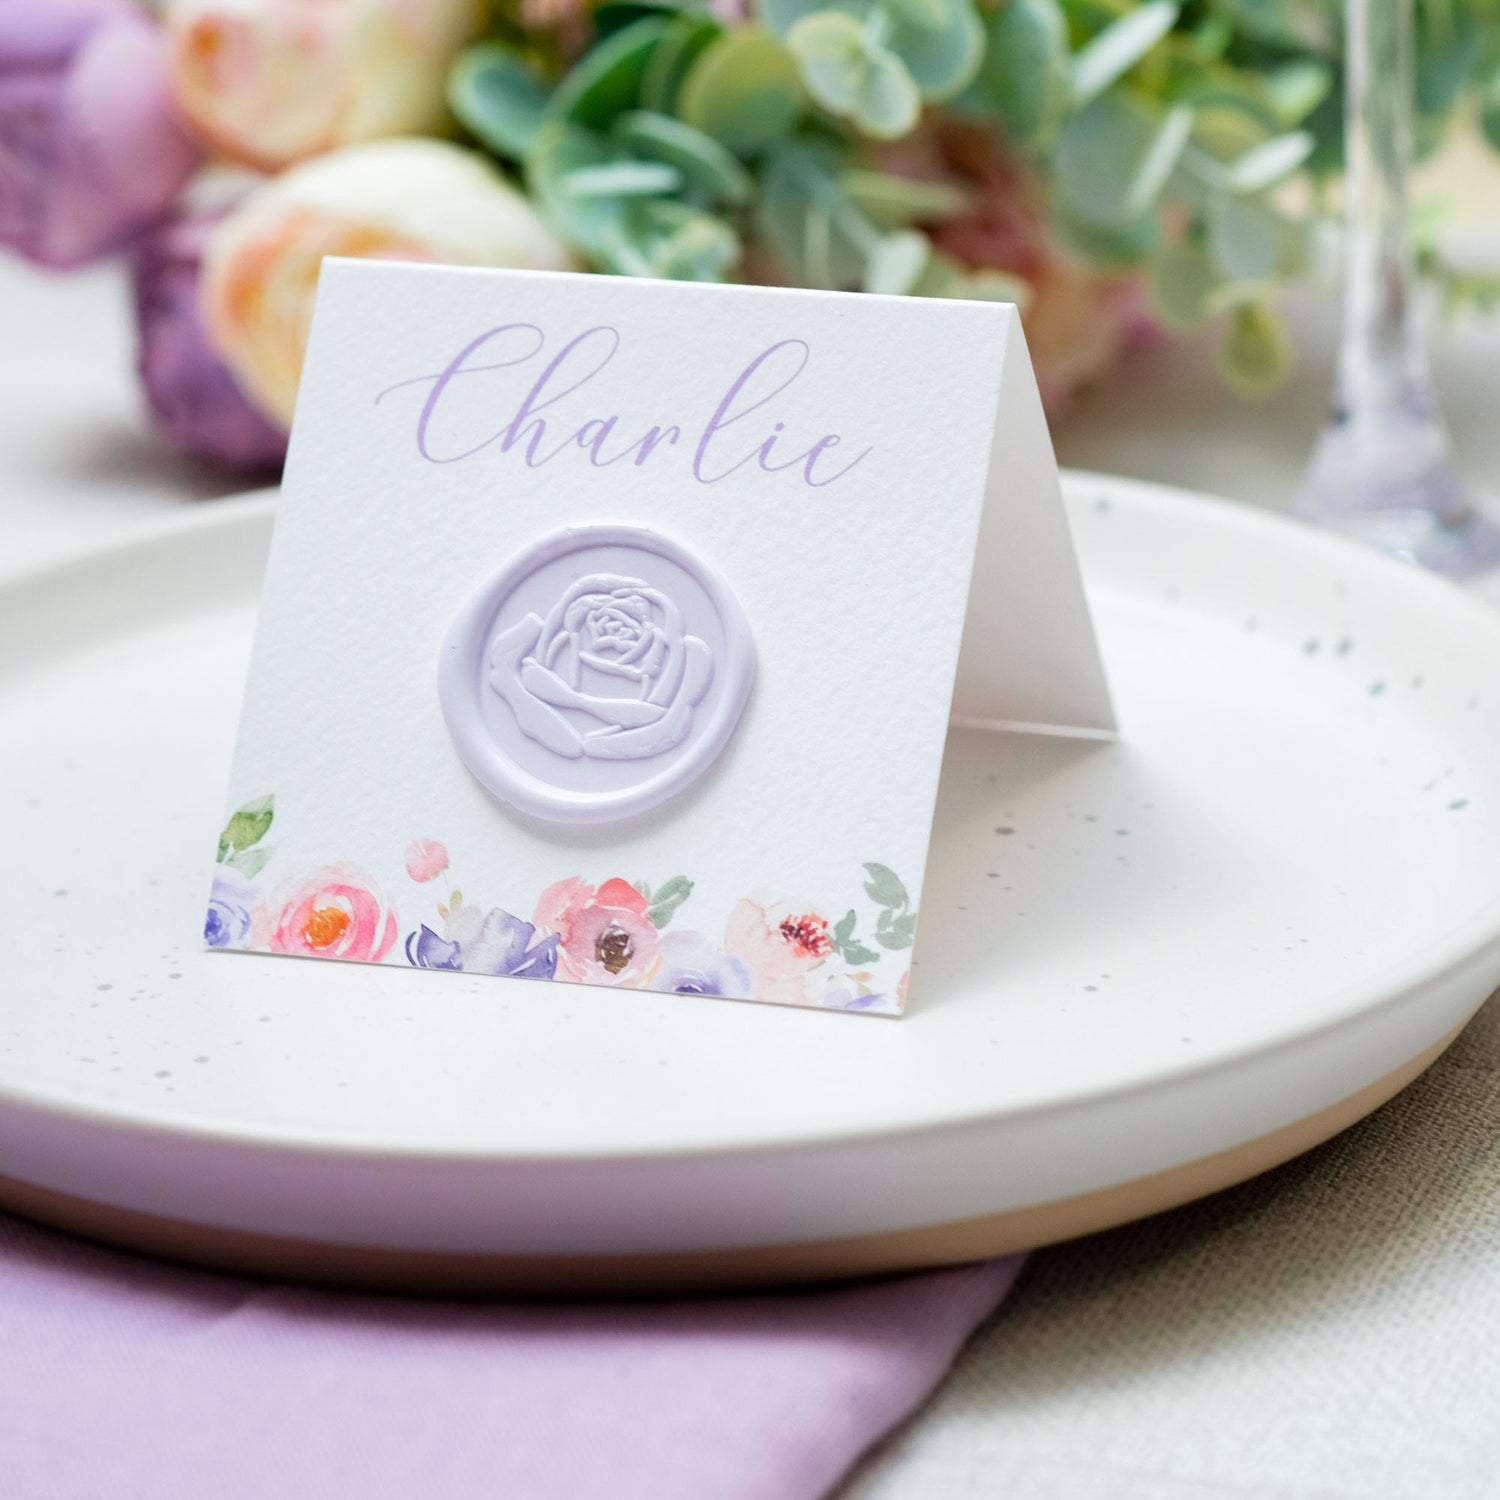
[2,473,1498,1284]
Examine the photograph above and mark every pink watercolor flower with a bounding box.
[257,862,397,963]
[404,838,449,884]
[724,898,837,1008]
[533,876,660,988]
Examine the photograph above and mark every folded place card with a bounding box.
[206,261,1112,1016]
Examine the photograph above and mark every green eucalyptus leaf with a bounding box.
[1480,61,1500,155]
[679,27,805,154]
[1224,130,1315,194]
[1148,239,1218,329]
[885,0,947,32]
[839,167,967,227]
[615,110,753,203]
[623,200,741,280]
[594,0,688,36]
[1069,0,1178,108]
[756,0,828,39]
[1053,95,1160,228]
[978,0,1068,146]
[640,13,722,113]
[884,0,985,103]
[758,141,869,287]
[864,228,930,294]
[561,160,685,197]
[1207,193,1297,282]
[1055,205,1157,269]
[1217,299,1293,395]
[957,268,1032,306]
[528,122,628,257]
[548,15,671,131]
[1123,103,1194,220]
[1262,59,1332,128]
[788,12,921,138]
[448,44,551,161]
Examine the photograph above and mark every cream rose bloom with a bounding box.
[202,139,574,427]
[164,0,483,169]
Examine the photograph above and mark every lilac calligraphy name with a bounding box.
[376,324,871,488]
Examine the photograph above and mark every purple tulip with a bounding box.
[0,0,200,268]
[132,199,287,473]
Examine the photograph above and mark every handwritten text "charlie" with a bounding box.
[376,324,871,488]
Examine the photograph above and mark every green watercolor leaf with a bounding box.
[840,935,881,966]
[875,908,917,950]
[225,844,272,880]
[647,874,694,927]
[834,909,857,944]
[863,861,909,911]
[216,794,273,862]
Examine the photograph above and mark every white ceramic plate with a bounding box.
[3,474,1499,1284]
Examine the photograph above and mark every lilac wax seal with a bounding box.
[439,525,756,825]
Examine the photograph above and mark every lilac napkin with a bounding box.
[0,1211,1021,1499]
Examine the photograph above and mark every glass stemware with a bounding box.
[1295,0,1500,577]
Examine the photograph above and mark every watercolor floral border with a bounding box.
[206,795,914,1015]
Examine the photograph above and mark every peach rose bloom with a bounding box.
[724,898,837,1008]
[201,138,574,426]
[164,0,484,170]
[257,862,397,963]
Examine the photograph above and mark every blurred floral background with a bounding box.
[3,0,1499,474]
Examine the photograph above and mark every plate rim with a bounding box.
[3,473,1499,1166]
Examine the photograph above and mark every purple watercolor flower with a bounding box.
[405,924,462,971]
[656,930,756,998]
[204,866,256,948]
[429,905,560,980]
[132,193,288,474]
[0,0,200,269]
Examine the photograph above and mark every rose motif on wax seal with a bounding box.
[488,575,713,761]
[439,525,755,826]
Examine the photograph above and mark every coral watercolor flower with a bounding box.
[724,898,836,1008]
[260,862,397,963]
[534,877,660,988]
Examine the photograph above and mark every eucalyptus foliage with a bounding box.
[449,0,1500,393]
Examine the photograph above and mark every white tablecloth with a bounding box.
[4,254,1500,1500]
